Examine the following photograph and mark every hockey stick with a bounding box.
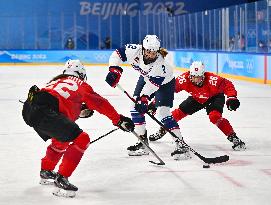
[89,128,119,145]
[131,131,165,166]
[116,84,229,164]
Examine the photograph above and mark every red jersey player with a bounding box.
[149,61,246,151]
[22,59,134,198]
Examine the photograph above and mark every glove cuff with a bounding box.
[141,95,151,101]
[109,66,123,73]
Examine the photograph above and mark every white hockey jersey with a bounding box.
[109,44,174,97]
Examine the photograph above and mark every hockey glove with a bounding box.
[226,97,240,111]
[117,115,135,132]
[27,85,40,103]
[147,100,157,115]
[79,103,94,118]
[135,95,149,114]
[105,66,123,88]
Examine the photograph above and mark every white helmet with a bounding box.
[142,35,161,51]
[63,59,87,81]
[190,61,205,77]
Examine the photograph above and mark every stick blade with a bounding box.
[203,155,229,164]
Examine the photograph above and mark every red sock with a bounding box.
[58,132,90,178]
[217,118,234,136]
[41,139,69,171]
[171,108,187,122]
[209,110,234,136]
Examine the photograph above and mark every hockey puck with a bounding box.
[203,164,210,168]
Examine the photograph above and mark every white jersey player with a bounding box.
[105,35,191,160]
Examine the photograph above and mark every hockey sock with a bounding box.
[131,108,146,136]
[58,132,90,178]
[41,139,69,171]
[209,110,234,136]
[171,108,187,122]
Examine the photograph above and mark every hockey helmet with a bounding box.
[142,35,161,51]
[189,61,205,86]
[63,59,87,81]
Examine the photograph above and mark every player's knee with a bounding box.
[156,106,170,119]
[209,110,222,124]
[172,108,187,122]
[73,132,90,151]
[51,138,69,152]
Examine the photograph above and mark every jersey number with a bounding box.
[177,76,186,84]
[127,44,137,49]
[47,79,78,99]
[209,76,218,86]
[162,65,166,74]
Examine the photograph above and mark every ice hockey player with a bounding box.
[22,59,134,198]
[105,35,192,160]
[149,61,246,151]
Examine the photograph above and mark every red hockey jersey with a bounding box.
[41,76,120,123]
[175,72,237,104]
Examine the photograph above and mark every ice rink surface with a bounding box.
[0,65,271,205]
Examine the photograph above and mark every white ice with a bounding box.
[0,65,271,205]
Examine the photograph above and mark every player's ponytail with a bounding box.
[48,74,70,83]
[159,48,168,58]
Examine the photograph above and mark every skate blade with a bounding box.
[233,146,246,151]
[173,153,192,161]
[39,178,55,185]
[128,150,150,156]
[52,187,76,198]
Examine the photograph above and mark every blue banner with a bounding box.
[174,51,217,73]
[218,53,264,79]
[0,50,112,64]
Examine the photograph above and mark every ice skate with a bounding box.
[149,127,167,141]
[127,131,150,156]
[171,140,192,160]
[39,169,57,185]
[52,173,78,198]
[227,133,246,151]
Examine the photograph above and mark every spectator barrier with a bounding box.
[0,50,270,85]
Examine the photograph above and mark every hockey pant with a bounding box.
[172,95,234,137]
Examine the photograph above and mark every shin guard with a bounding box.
[58,132,90,178]
[41,139,69,171]
[209,110,234,136]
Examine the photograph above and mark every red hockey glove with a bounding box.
[226,97,240,111]
[135,95,149,114]
[116,115,135,132]
[105,66,123,88]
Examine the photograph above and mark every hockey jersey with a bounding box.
[175,72,237,104]
[109,44,174,97]
[41,76,120,123]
